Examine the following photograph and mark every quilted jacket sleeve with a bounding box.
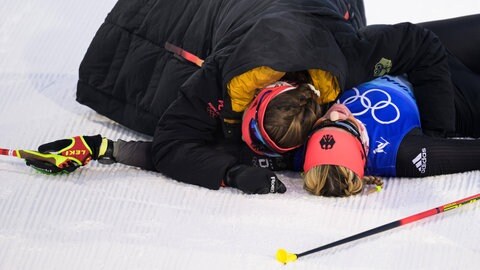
[151,64,239,190]
[341,22,455,137]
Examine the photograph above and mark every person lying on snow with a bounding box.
[296,14,480,197]
[239,14,480,196]
[25,1,479,195]
[301,72,480,197]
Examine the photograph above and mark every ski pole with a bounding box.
[0,147,22,158]
[0,147,72,168]
[1,147,50,160]
[276,193,480,264]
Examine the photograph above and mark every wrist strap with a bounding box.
[98,139,116,164]
[98,138,109,157]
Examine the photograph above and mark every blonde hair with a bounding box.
[304,165,383,197]
[263,84,322,148]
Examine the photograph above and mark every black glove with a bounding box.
[25,135,115,175]
[224,165,287,194]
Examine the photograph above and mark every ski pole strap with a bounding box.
[165,42,204,67]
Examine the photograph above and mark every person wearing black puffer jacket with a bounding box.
[148,3,457,192]
[28,1,477,195]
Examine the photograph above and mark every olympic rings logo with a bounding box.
[341,87,400,124]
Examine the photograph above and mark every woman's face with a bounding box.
[319,103,354,123]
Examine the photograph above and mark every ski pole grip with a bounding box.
[17,150,71,168]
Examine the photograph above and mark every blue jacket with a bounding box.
[337,76,421,176]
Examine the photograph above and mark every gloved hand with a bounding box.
[25,135,115,174]
[224,165,287,194]
[20,150,82,174]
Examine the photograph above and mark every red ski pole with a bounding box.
[0,147,21,158]
[277,193,480,264]
[0,147,72,168]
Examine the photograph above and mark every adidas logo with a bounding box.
[412,148,427,174]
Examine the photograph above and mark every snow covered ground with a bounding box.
[0,1,479,269]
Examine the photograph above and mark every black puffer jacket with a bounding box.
[77,0,454,189]
[77,0,365,135]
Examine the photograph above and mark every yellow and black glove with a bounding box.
[25,135,115,174]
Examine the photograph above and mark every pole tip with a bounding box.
[276,249,297,264]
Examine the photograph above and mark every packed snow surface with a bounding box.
[1,1,479,269]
